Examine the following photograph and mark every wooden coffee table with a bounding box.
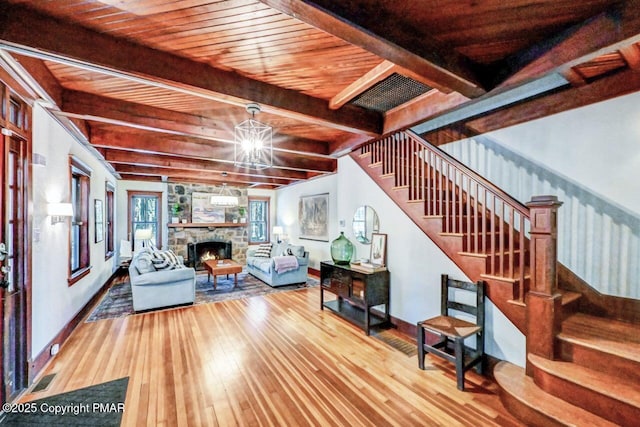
[203,259,242,290]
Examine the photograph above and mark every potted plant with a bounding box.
[238,206,247,223]
[171,203,183,223]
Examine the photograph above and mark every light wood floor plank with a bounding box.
[21,287,523,426]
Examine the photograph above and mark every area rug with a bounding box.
[1,377,128,426]
[86,271,318,322]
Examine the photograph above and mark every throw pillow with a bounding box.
[289,245,305,257]
[135,252,156,274]
[151,249,180,270]
[254,243,273,258]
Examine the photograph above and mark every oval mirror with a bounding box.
[352,205,380,244]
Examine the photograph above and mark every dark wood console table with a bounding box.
[320,261,390,335]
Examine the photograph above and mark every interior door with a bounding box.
[0,131,28,403]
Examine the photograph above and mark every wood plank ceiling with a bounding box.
[0,0,639,187]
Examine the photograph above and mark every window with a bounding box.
[105,182,115,259]
[128,191,162,250]
[8,97,24,129]
[69,156,91,285]
[248,197,269,244]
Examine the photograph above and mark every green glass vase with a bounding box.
[331,231,354,265]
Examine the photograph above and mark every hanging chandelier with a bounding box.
[234,103,272,170]
[210,183,239,207]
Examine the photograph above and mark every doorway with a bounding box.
[0,131,28,403]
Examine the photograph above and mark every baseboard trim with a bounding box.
[29,268,120,382]
[308,267,320,278]
[389,314,417,337]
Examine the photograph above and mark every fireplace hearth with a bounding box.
[187,240,233,270]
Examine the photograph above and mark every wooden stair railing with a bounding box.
[356,130,640,425]
[359,130,532,303]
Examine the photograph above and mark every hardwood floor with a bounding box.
[22,288,523,426]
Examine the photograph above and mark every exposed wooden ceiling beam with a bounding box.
[562,69,588,87]
[466,67,640,135]
[421,124,476,147]
[99,148,306,182]
[498,6,640,89]
[114,164,288,187]
[118,174,163,183]
[6,53,62,106]
[329,60,396,110]
[410,3,640,136]
[0,3,381,136]
[118,173,279,189]
[383,91,469,135]
[328,134,370,157]
[90,128,336,174]
[329,90,470,154]
[620,44,640,69]
[259,0,486,99]
[61,90,331,156]
[329,58,445,111]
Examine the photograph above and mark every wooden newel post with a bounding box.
[525,195,563,375]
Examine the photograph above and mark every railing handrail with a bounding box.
[360,129,538,300]
[402,130,530,217]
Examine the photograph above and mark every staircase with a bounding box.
[351,130,640,426]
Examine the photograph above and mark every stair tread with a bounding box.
[495,361,617,427]
[559,313,640,363]
[529,353,640,406]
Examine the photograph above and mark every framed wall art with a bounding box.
[370,233,387,266]
[192,192,225,223]
[298,193,329,241]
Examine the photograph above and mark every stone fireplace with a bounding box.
[167,182,249,265]
[187,240,233,270]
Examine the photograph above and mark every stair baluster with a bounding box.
[358,130,532,304]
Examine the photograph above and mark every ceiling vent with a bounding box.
[349,73,432,113]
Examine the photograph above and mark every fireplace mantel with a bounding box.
[168,222,247,228]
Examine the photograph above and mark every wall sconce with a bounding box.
[47,202,73,225]
[273,226,283,243]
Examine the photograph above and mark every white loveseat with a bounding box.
[128,251,196,312]
[245,242,309,287]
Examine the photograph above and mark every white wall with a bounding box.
[488,91,640,214]
[276,175,338,270]
[275,157,526,366]
[31,105,117,359]
[441,91,640,298]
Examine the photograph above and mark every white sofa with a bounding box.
[128,252,196,312]
[246,242,309,287]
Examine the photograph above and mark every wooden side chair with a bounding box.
[417,274,485,391]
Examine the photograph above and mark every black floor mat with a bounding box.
[1,377,128,426]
